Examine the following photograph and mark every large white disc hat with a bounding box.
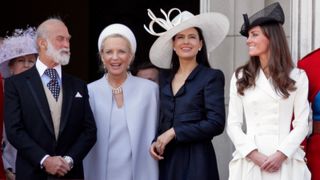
[144,8,229,69]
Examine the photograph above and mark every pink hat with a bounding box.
[0,27,37,77]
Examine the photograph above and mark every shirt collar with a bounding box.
[36,57,62,79]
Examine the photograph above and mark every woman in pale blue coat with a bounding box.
[83,24,159,180]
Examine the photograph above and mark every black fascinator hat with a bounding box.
[240,2,284,37]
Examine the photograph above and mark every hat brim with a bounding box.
[0,51,37,78]
[149,12,229,69]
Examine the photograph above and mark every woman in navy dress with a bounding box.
[144,8,229,180]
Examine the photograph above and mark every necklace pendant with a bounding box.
[112,86,123,94]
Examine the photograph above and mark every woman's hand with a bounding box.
[246,149,268,167]
[261,151,287,173]
[149,142,164,160]
[150,128,176,160]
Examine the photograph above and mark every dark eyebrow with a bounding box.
[249,29,260,34]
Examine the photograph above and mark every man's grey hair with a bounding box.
[36,16,63,40]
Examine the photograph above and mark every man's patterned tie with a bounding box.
[44,68,60,101]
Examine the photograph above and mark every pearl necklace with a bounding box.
[106,73,127,95]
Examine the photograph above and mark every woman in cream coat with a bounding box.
[83,24,158,180]
[227,3,310,180]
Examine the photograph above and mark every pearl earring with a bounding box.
[103,64,107,72]
[173,48,176,51]
[198,48,201,51]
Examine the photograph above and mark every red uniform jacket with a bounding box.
[298,48,320,180]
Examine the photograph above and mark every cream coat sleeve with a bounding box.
[277,70,310,158]
[227,73,258,158]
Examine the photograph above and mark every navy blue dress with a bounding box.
[157,64,225,180]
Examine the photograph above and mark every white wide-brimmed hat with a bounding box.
[98,23,137,54]
[144,8,229,69]
[0,27,37,78]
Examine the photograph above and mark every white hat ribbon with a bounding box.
[144,8,183,36]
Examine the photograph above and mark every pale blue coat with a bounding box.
[83,74,159,180]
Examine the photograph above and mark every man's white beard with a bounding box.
[46,41,70,66]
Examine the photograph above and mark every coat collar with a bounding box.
[59,73,73,136]
[161,64,203,97]
[255,68,281,100]
[26,66,55,136]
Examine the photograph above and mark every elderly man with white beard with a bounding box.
[4,17,97,180]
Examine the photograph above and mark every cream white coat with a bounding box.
[227,68,311,180]
[83,74,159,180]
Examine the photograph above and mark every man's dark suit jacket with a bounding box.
[4,66,97,180]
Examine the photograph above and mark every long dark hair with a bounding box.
[235,23,296,98]
[171,27,210,75]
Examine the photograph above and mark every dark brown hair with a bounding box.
[235,23,296,98]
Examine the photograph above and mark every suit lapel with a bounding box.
[26,67,55,136]
[255,69,281,100]
[161,64,201,97]
[59,73,73,136]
